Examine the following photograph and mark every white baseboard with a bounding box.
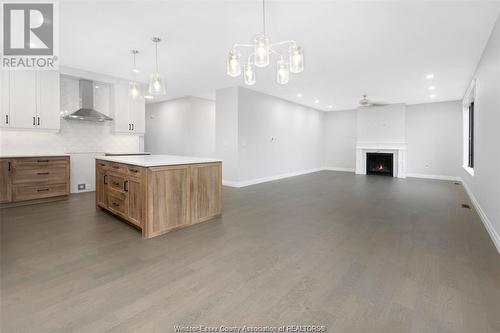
[323,166,355,172]
[222,167,325,188]
[462,181,500,254]
[406,173,462,181]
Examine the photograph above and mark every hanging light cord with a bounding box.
[155,41,159,72]
[262,0,266,35]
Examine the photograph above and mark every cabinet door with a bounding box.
[36,71,60,130]
[127,178,144,227]
[112,83,131,133]
[96,167,108,208]
[0,160,12,203]
[130,96,145,134]
[10,71,37,129]
[190,163,222,224]
[0,70,10,128]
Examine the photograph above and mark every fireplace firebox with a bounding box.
[366,153,393,176]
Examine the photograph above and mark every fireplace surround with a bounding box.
[355,143,407,178]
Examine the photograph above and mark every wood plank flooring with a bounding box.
[1,171,499,333]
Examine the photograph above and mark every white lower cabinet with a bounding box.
[1,70,60,130]
[112,83,145,134]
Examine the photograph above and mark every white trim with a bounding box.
[462,165,475,176]
[462,181,500,254]
[323,166,355,172]
[222,167,324,188]
[406,173,462,181]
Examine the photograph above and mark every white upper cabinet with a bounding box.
[37,71,60,130]
[112,82,145,134]
[10,71,37,129]
[3,70,60,130]
[0,70,10,128]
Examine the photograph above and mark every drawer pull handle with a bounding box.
[37,172,49,175]
[99,163,106,166]
[113,166,120,169]
[103,175,108,185]
[124,180,129,192]
[37,188,49,192]
[130,169,139,173]
[112,202,120,207]
[112,181,120,186]
[37,160,49,163]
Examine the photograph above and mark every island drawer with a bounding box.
[127,166,144,179]
[109,163,128,174]
[108,174,126,192]
[107,190,128,217]
[13,183,68,201]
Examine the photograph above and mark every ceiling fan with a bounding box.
[358,94,388,107]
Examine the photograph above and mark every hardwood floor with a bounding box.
[1,171,499,333]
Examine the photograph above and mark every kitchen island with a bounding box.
[95,155,222,239]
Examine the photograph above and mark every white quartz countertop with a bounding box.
[96,154,222,167]
[0,153,69,158]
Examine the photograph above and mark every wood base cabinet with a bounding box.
[0,156,70,206]
[96,160,222,239]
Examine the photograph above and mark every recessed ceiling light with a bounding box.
[428,86,435,90]
[429,94,436,98]
[297,93,302,98]
[144,95,154,99]
[327,105,333,109]
[426,73,434,80]
[314,100,320,104]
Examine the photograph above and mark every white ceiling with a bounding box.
[60,1,500,111]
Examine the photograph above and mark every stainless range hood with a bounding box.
[63,79,113,122]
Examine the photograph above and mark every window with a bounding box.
[463,80,475,176]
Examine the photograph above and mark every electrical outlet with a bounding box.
[78,184,86,191]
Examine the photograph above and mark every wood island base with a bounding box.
[96,158,222,239]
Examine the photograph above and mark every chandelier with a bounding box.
[226,0,304,85]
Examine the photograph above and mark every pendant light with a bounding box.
[129,50,142,99]
[148,37,166,96]
[226,0,304,85]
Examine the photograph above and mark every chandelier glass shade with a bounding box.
[148,37,166,96]
[129,50,142,99]
[226,0,304,85]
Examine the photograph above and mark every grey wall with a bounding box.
[215,87,324,183]
[461,17,500,251]
[324,110,357,170]
[406,101,462,177]
[145,96,215,157]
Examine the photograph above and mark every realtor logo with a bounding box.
[1,2,59,69]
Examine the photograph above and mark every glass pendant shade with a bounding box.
[289,45,304,73]
[129,82,142,99]
[243,63,256,85]
[148,72,166,95]
[253,33,269,68]
[276,60,289,85]
[227,49,241,77]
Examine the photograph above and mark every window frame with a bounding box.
[462,79,476,176]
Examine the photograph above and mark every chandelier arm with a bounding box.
[269,40,297,48]
[269,48,284,62]
[233,43,254,49]
[247,53,255,65]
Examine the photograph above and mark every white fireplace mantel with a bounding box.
[355,142,407,178]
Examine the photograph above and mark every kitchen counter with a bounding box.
[95,155,222,239]
[95,154,222,167]
[0,153,69,158]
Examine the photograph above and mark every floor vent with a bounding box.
[462,204,471,209]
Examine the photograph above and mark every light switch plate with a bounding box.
[78,184,86,191]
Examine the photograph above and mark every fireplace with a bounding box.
[366,153,393,176]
